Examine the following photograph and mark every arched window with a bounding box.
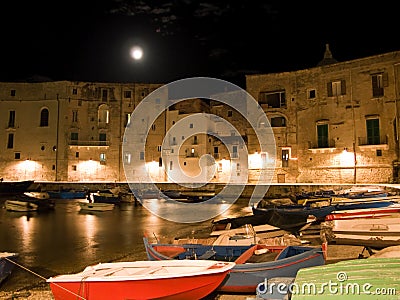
[98,104,109,126]
[40,108,49,127]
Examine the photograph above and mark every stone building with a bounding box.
[246,45,400,183]
[0,81,163,182]
[1,46,400,184]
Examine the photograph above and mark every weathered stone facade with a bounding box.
[1,48,400,183]
[246,50,400,183]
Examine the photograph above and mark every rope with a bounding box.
[4,256,87,300]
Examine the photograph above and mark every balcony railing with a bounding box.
[358,135,388,146]
[68,140,110,146]
[308,139,336,149]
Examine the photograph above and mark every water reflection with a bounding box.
[0,197,247,292]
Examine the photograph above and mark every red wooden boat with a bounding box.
[325,203,400,220]
[47,259,235,300]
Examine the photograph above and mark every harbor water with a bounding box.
[0,196,252,293]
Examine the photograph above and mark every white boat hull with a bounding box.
[79,202,114,212]
[321,215,400,248]
[5,200,38,212]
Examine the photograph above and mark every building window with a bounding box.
[124,153,131,164]
[327,80,346,97]
[7,133,14,149]
[100,153,106,163]
[8,110,15,128]
[139,151,144,160]
[376,149,382,156]
[157,145,162,152]
[232,145,238,158]
[10,89,16,97]
[227,110,233,117]
[366,118,380,145]
[40,108,49,127]
[317,124,329,148]
[98,104,109,124]
[270,116,286,127]
[259,90,286,108]
[99,133,107,145]
[72,165,77,171]
[71,132,78,143]
[14,152,20,159]
[125,113,131,127]
[371,73,387,97]
[72,110,78,122]
[308,89,316,99]
[169,161,173,170]
[151,124,156,131]
[159,157,162,167]
[102,89,108,102]
[189,123,193,128]
[124,90,132,98]
[282,149,289,168]
[75,152,79,158]
[193,136,198,144]
[72,88,77,95]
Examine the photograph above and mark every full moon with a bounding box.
[130,46,143,60]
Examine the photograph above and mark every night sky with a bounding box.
[1,0,399,88]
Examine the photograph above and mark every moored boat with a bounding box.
[0,252,19,285]
[4,200,39,212]
[321,214,400,249]
[143,235,253,261]
[79,202,115,212]
[47,259,235,300]
[144,236,325,294]
[11,191,55,211]
[91,190,121,204]
[325,203,400,220]
[218,244,325,293]
[0,180,34,195]
[288,257,400,299]
[47,189,87,199]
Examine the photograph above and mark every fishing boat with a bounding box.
[91,190,121,204]
[212,213,312,235]
[143,235,254,261]
[287,257,400,299]
[4,200,39,212]
[47,259,235,300]
[9,191,55,211]
[144,237,325,293]
[78,201,115,212]
[321,214,400,249]
[0,252,19,285]
[325,203,400,220]
[219,244,325,293]
[0,180,34,195]
[47,189,87,199]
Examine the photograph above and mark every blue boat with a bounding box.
[0,252,18,285]
[47,190,87,199]
[143,236,253,262]
[143,237,325,293]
